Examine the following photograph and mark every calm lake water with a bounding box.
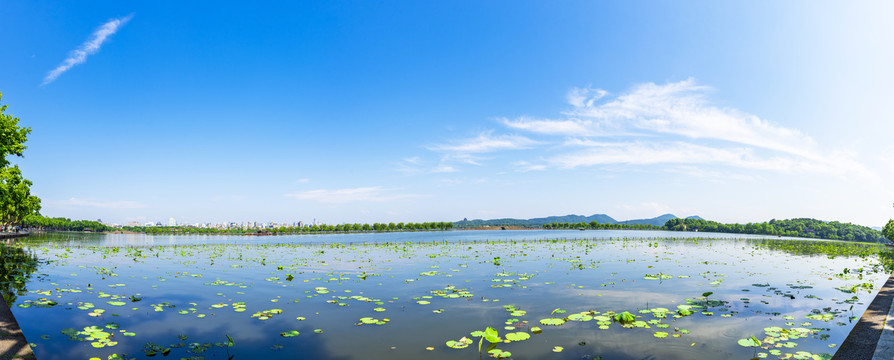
[4,231,890,360]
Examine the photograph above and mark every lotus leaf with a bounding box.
[539,318,565,326]
[505,332,530,341]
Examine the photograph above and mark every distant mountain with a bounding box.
[872,226,883,231]
[527,214,618,225]
[453,213,699,228]
[618,214,679,227]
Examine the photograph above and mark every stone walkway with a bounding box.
[873,279,894,360]
[834,270,894,360]
[0,296,34,360]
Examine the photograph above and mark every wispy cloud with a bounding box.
[285,186,419,204]
[432,164,458,173]
[429,131,538,153]
[396,155,467,174]
[512,161,546,172]
[551,141,777,169]
[562,79,818,159]
[507,79,817,155]
[48,197,146,209]
[42,14,133,85]
[502,116,600,136]
[493,79,874,180]
[417,79,875,183]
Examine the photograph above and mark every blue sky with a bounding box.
[3,1,893,227]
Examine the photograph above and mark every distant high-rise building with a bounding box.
[168,217,176,226]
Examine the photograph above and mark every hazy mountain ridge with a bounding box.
[454,214,702,228]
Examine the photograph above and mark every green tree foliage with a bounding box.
[883,220,894,242]
[0,93,31,169]
[119,221,454,235]
[453,214,675,228]
[22,214,111,232]
[664,217,887,243]
[0,167,41,228]
[0,93,40,227]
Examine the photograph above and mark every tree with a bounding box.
[0,93,31,169]
[884,220,894,243]
[0,167,40,227]
[0,93,39,228]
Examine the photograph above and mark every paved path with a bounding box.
[0,296,34,360]
[873,273,894,360]
[834,270,894,360]
[0,234,35,359]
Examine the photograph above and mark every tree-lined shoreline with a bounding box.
[20,212,894,245]
[663,217,889,243]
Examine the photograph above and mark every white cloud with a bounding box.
[432,164,458,173]
[551,141,806,171]
[420,79,876,184]
[429,132,538,153]
[43,14,133,85]
[502,117,599,136]
[396,155,468,174]
[48,197,146,209]
[402,157,422,165]
[285,186,418,204]
[497,79,874,180]
[512,161,546,172]
[566,87,607,108]
[527,79,819,158]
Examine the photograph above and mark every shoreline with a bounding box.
[0,232,28,240]
[20,229,890,245]
[833,270,894,360]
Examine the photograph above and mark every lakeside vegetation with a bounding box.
[0,93,41,229]
[20,212,893,245]
[20,213,455,235]
[22,214,111,232]
[664,217,888,243]
[120,221,454,234]
[454,213,688,228]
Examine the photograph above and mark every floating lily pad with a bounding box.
[539,318,566,326]
[505,332,530,341]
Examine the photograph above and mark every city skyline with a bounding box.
[3,2,893,227]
